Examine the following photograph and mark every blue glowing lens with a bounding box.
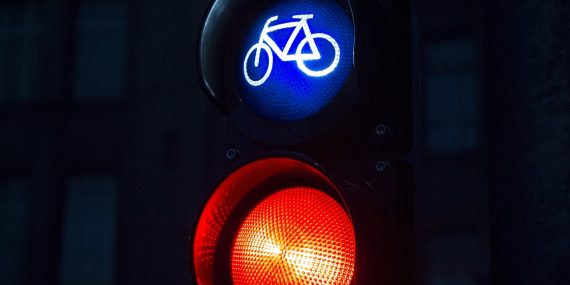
[239,0,354,122]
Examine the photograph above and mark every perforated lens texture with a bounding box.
[231,187,355,285]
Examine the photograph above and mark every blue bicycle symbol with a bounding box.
[243,14,341,86]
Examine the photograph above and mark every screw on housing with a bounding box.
[375,124,389,138]
[375,161,390,173]
[226,148,240,160]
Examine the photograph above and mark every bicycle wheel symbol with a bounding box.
[296,33,340,78]
[243,44,273,87]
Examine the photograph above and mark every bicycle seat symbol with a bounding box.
[244,14,341,86]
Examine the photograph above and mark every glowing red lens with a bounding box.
[231,187,356,285]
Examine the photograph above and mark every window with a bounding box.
[424,40,480,154]
[60,176,117,285]
[426,233,485,285]
[0,180,32,285]
[73,1,126,103]
[0,2,40,102]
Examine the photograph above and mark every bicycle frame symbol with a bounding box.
[244,14,341,86]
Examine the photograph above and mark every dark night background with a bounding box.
[0,0,568,285]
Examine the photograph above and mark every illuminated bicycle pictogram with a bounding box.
[244,14,341,86]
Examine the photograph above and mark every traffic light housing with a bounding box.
[192,0,413,284]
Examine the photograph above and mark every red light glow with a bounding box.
[231,187,356,285]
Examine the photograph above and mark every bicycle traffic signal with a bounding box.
[191,0,413,284]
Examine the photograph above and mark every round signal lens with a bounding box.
[231,187,355,285]
[238,0,354,122]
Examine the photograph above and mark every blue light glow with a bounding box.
[239,0,354,122]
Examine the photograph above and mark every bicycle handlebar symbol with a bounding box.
[244,14,341,87]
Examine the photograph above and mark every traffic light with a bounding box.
[191,0,413,284]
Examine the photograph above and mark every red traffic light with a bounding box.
[192,157,351,285]
[192,154,411,285]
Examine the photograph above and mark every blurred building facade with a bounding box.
[1,0,495,285]
[1,1,219,284]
